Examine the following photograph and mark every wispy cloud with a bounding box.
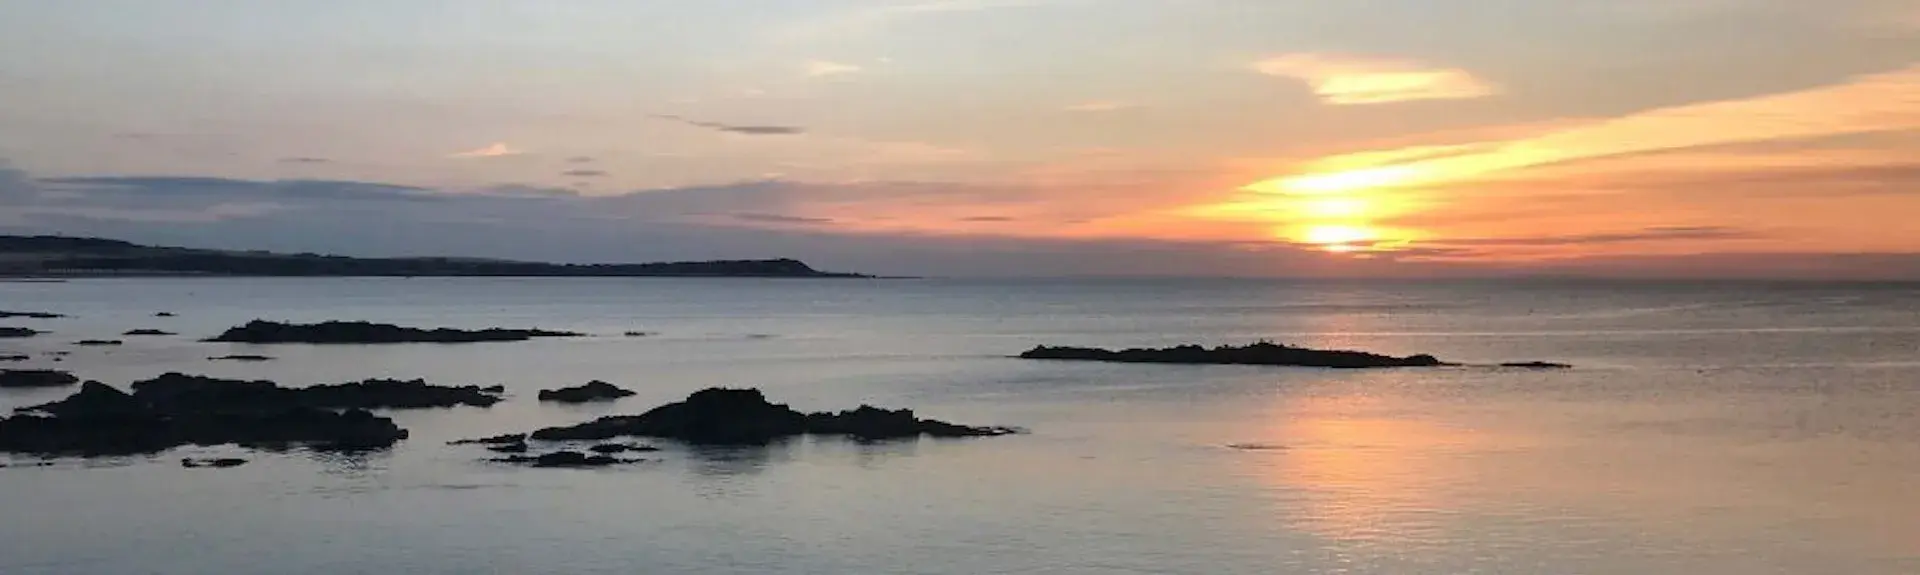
[779,0,1072,42]
[1253,53,1498,105]
[561,169,608,178]
[806,60,863,77]
[279,157,331,164]
[651,115,805,136]
[731,212,833,225]
[1063,100,1137,112]
[449,143,525,158]
[565,156,595,164]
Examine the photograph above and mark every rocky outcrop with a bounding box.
[589,443,658,454]
[123,329,175,336]
[73,340,123,346]
[0,369,80,388]
[449,433,527,446]
[491,450,636,468]
[0,327,40,338]
[209,355,275,362]
[181,457,248,468]
[119,373,504,411]
[1,381,408,456]
[1018,342,1449,369]
[154,312,177,317]
[1500,361,1573,369]
[537,380,636,403]
[0,311,63,319]
[207,320,583,344]
[0,355,28,362]
[529,387,1017,444]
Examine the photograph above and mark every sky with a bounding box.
[1,0,1918,278]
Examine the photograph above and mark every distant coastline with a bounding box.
[0,235,870,279]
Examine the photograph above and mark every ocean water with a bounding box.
[1,277,1918,574]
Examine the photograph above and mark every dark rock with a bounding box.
[0,311,63,319]
[181,457,248,468]
[449,433,527,446]
[588,443,658,454]
[0,327,40,339]
[123,373,504,411]
[155,312,177,317]
[207,320,583,344]
[491,450,629,468]
[44,351,68,356]
[623,331,653,337]
[123,329,175,336]
[1500,361,1573,369]
[1018,342,1450,369]
[0,355,27,362]
[537,380,636,403]
[0,369,80,388]
[73,340,123,346]
[485,442,530,454]
[209,355,275,362]
[529,387,1017,444]
[480,384,505,393]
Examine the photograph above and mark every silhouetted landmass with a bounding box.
[124,329,175,336]
[538,380,636,403]
[450,433,527,446]
[155,312,177,317]
[0,374,506,456]
[73,340,123,346]
[1018,342,1449,369]
[527,387,1017,444]
[0,311,63,319]
[208,320,582,344]
[589,443,658,454]
[0,327,40,338]
[492,450,640,468]
[0,369,79,388]
[0,234,864,278]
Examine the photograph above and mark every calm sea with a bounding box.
[1,277,1917,574]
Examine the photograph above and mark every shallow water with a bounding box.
[2,278,1918,574]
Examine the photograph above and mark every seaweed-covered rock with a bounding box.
[207,320,582,344]
[529,387,1016,444]
[537,380,636,403]
[123,329,175,336]
[0,369,79,388]
[1018,342,1449,369]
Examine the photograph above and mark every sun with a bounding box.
[1298,224,1378,251]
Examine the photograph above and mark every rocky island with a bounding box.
[1018,342,1449,368]
[538,380,636,403]
[0,369,80,388]
[208,320,582,344]
[522,387,1017,444]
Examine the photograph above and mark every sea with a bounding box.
[1,277,1917,574]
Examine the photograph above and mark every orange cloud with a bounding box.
[448,143,524,159]
[1063,100,1137,112]
[1253,54,1498,105]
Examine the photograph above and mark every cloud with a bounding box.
[1063,101,1137,112]
[961,216,1015,222]
[651,115,805,136]
[560,169,608,178]
[449,143,525,158]
[731,212,833,225]
[779,0,1071,42]
[805,60,863,77]
[565,156,595,164]
[1429,226,1762,248]
[1253,53,1498,105]
[279,157,332,164]
[1243,65,1920,195]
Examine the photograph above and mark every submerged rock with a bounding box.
[537,380,636,403]
[0,355,27,362]
[486,442,530,454]
[0,369,80,389]
[73,340,123,346]
[529,387,1017,444]
[1018,342,1449,369]
[588,443,659,454]
[0,311,63,319]
[123,329,175,336]
[207,320,583,344]
[181,457,248,468]
[0,327,40,339]
[1500,361,1573,369]
[154,312,177,317]
[209,355,275,362]
[491,450,633,468]
[480,384,505,393]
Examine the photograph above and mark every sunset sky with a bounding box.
[2,0,1918,278]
